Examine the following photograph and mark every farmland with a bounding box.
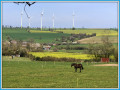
[29,52,94,60]
[2,56,118,88]
[55,29,118,36]
[2,28,118,88]
[2,28,70,43]
[2,2,119,88]
[2,28,118,44]
[78,36,118,44]
[29,52,115,61]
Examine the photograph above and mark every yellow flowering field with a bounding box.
[29,52,94,60]
[30,30,57,33]
[55,30,118,36]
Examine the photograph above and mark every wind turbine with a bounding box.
[52,13,55,29]
[41,9,44,31]
[72,11,75,28]
[21,11,23,29]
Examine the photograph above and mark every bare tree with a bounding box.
[14,2,35,18]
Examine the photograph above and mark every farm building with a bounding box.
[11,40,17,45]
[43,46,51,50]
[31,43,41,48]
[101,58,109,62]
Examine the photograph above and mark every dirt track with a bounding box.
[93,64,118,66]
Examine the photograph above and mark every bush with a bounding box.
[35,57,41,61]
[19,49,28,57]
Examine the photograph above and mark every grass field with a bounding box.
[78,36,118,44]
[2,56,118,88]
[2,28,70,43]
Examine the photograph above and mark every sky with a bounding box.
[2,2,118,28]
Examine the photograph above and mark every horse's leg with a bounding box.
[80,68,81,72]
[75,68,77,72]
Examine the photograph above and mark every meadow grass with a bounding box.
[78,36,118,44]
[2,56,118,88]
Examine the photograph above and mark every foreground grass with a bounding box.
[2,56,118,88]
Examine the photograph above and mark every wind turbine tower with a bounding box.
[52,13,55,29]
[72,11,75,28]
[41,10,44,31]
[21,11,23,29]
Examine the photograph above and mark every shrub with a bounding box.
[35,57,41,61]
[19,49,28,57]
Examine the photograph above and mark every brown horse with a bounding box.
[71,63,84,72]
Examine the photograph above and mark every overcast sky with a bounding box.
[2,2,118,28]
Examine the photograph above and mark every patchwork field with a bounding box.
[2,28,118,88]
[2,56,118,88]
[2,28,118,44]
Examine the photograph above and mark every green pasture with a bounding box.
[2,56,118,88]
[2,28,70,43]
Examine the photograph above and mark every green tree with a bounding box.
[87,34,115,62]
